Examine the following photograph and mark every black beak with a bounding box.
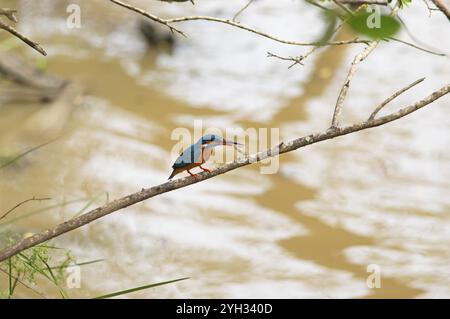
[223,139,242,146]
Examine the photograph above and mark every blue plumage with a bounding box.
[172,143,202,169]
[168,134,239,179]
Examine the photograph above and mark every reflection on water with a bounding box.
[0,0,449,298]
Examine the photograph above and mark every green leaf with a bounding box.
[346,13,401,39]
[399,0,412,8]
[93,277,190,299]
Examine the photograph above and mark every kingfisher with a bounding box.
[168,134,240,180]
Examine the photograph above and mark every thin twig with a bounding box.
[331,41,379,127]
[267,52,305,68]
[336,0,389,5]
[267,7,362,69]
[0,8,18,22]
[0,83,448,263]
[306,0,345,19]
[422,0,433,17]
[109,0,187,37]
[387,37,446,56]
[330,5,403,127]
[0,197,51,221]
[109,0,368,46]
[157,0,195,3]
[309,0,446,57]
[109,0,445,56]
[166,15,369,46]
[0,20,46,56]
[267,47,320,68]
[233,0,256,22]
[368,77,426,120]
[333,0,355,16]
[430,0,450,20]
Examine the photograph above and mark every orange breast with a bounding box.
[201,147,213,163]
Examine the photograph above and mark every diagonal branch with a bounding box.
[430,0,450,20]
[0,83,448,263]
[165,15,369,46]
[109,0,187,36]
[336,0,389,5]
[368,77,425,120]
[330,4,403,128]
[0,8,18,22]
[0,11,47,56]
[0,197,51,221]
[109,0,445,55]
[267,46,320,68]
[157,0,195,3]
[233,0,256,22]
[109,0,369,46]
[330,41,379,127]
[387,37,446,57]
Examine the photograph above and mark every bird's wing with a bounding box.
[172,144,201,169]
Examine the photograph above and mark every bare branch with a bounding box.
[333,0,356,16]
[233,0,256,22]
[331,41,378,127]
[109,0,368,46]
[368,77,425,120]
[387,37,446,57]
[0,83,448,263]
[0,8,18,22]
[267,46,319,68]
[0,197,51,221]
[306,0,345,18]
[267,7,362,69]
[392,13,447,57]
[109,0,445,56]
[0,22,46,56]
[422,0,434,17]
[336,0,389,5]
[166,15,369,46]
[156,0,195,4]
[430,0,450,20]
[109,0,187,37]
[330,4,407,127]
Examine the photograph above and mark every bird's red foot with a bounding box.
[199,165,211,173]
[187,170,199,180]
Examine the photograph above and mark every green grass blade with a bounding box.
[37,254,68,299]
[93,277,190,299]
[49,258,105,270]
[0,138,58,170]
[72,192,108,218]
[0,198,87,228]
[8,258,12,298]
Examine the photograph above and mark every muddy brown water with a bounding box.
[0,0,449,298]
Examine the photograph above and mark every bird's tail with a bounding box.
[168,169,178,180]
